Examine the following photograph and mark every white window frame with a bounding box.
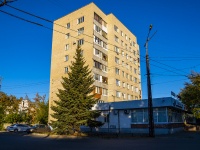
[77,16,84,24]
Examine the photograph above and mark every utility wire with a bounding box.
[4,3,141,58]
[2,5,197,87]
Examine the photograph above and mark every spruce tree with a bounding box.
[51,46,102,135]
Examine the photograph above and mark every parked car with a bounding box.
[27,124,51,133]
[7,124,31,132]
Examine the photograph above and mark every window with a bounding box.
[115,36,119,42]
[94,24,101,33]
[126,63,129,69]
[121,40,124,46]
[115,68,120,75]
[102,76,108,84]
[95,86,101,94]
[125,34,128,40]
[65,44,69,50]
[134,77,137,83]
[127,84,130,89]
[65,55,69,61]
[131,109,148,123]
[78,27,84,35]
[77,16,84,24]
[130,66,132,71]
[122,93,126,99]
[126,53,129,59]
[116,79,120,86]
[125,44,128,50]
[94,60,102,70]
[133,50,136,56]
[134,68,137,74]
[123,82,125,88]
[102,53,108,61]
[122,51,124,56]
[114,46,119,54]
[122,71,125,77]
[103,42,107,49]
[128,94,131,99]
[94,36,102,45]
[102,30,107,39]
[132,41,136,47]
[66,33,70,39]
[64,67,68,73]
[130,75,132,81]
[94,48,100,57]
[115,57,119,64]
[121,31,124,36]
[114,25,118,32]
[153,108,167,123]
[116,91,121,97]
[102,65,107,72]
[122,61,125,67]
[94,74,101,82]
[126,73,128,79]
[94,13,102,24]
[131,85,134,91]
[66,23,70,29]
[77,39,84,45]
[102,88,108,96]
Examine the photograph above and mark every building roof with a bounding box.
[92,97,185,111]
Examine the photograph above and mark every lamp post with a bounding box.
[144,24,155,137]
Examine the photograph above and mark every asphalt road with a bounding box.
[0,131,200,150]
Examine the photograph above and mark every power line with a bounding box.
[4,3,142,58]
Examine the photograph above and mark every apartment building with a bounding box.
[49,3,141,120]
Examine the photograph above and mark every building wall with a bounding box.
[49,3,141,122]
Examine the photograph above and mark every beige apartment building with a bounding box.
[49,3,141,121]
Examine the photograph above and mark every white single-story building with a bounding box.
[82,97,186,135]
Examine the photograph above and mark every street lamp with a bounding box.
[144,24,156,137]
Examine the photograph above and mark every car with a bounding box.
[27,124,51,133]
[6,124,31,132]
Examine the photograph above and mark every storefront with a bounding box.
[82,97,186,135]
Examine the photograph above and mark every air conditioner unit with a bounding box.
[124,109,130,114]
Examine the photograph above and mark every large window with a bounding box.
[153,108,167,123]
[168,109,183,123]
[131,109,148,123]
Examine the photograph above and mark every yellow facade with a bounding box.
[49,3,141,122]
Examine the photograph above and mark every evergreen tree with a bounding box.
[51,46,101,135]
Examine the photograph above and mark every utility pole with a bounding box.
[144,24,156,137]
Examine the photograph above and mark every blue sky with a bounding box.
[0,0,200,100]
